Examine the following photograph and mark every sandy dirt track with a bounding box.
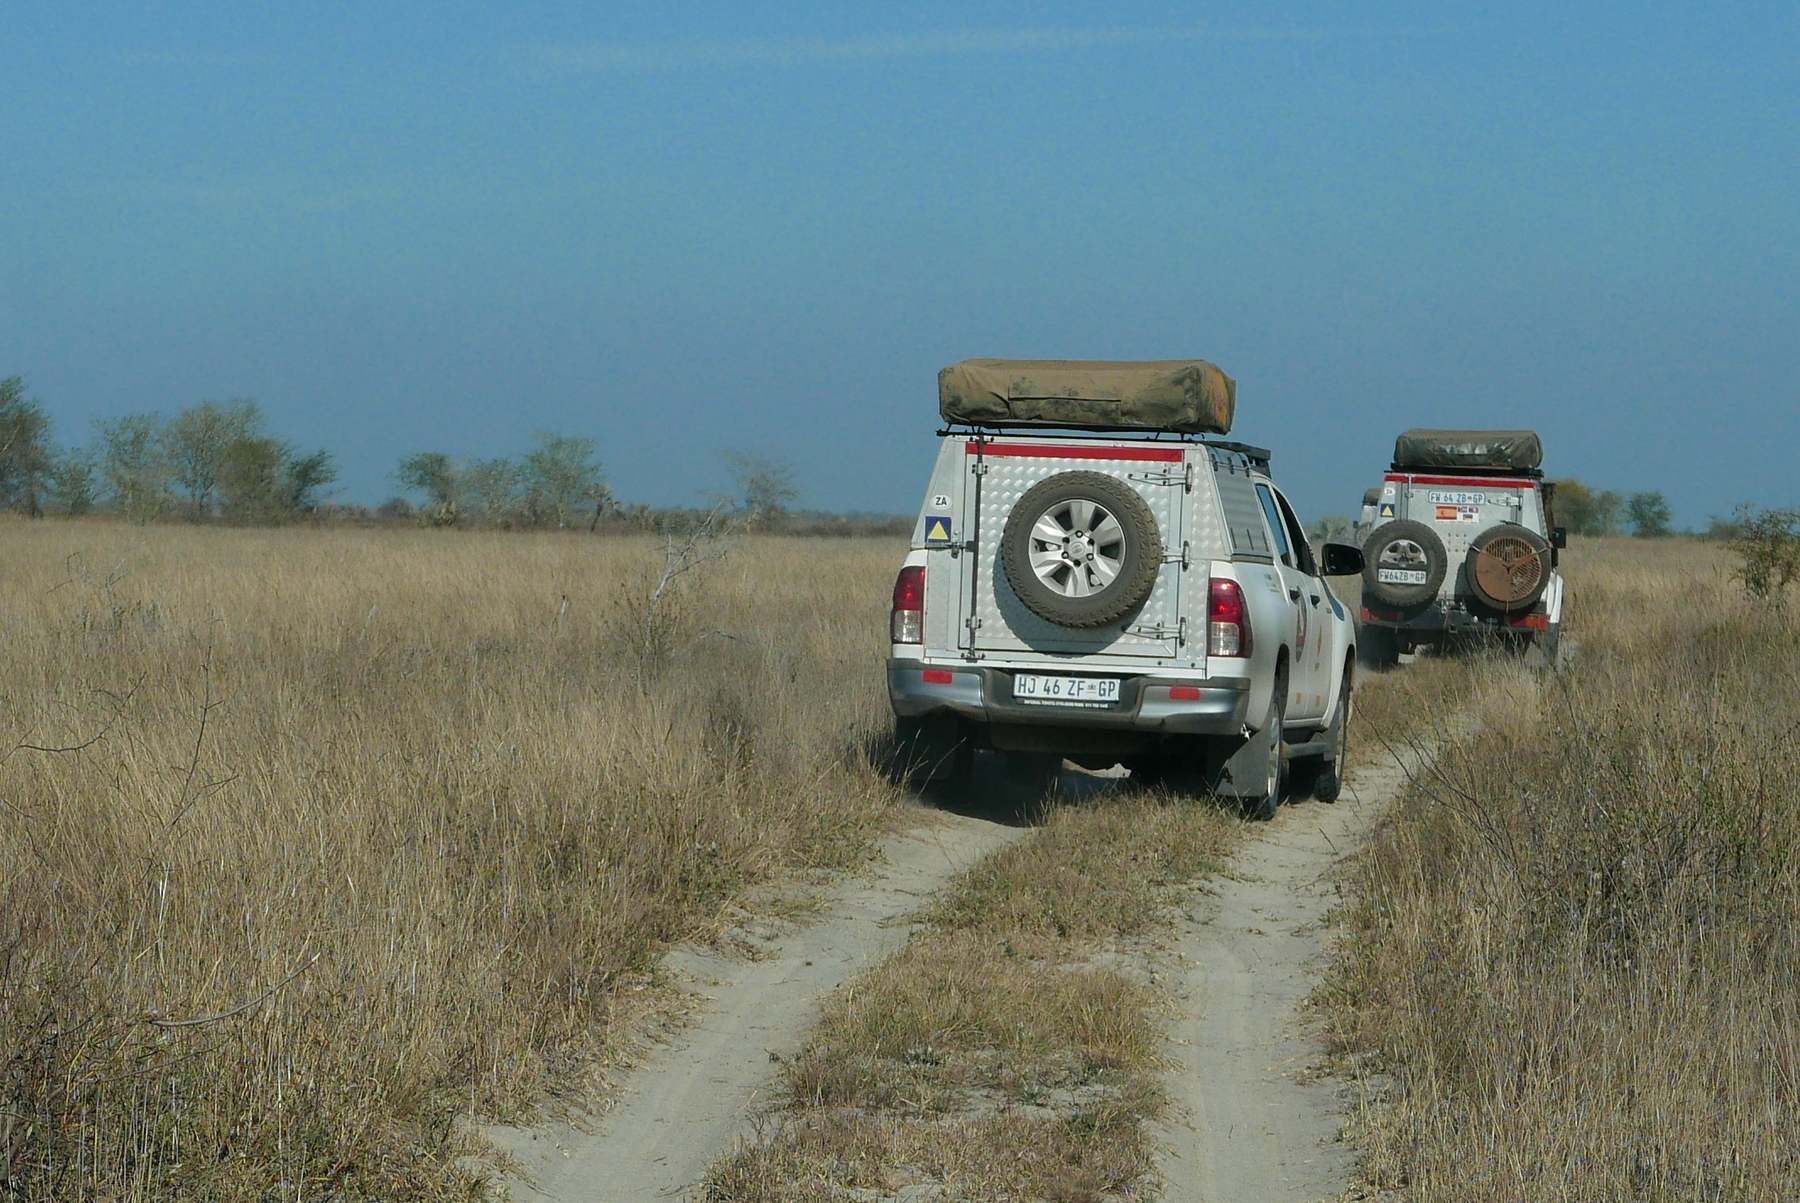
[1153,738,1428,1202]
[488,810,1027,1202]
[491,737,1423,1203]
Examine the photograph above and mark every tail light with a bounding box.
[1207,578,1252,657]
[891,566,925,643]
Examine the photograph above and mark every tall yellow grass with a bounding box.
[0,522,904,1199]
[1329,539,1800,1200]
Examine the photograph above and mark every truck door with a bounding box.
[1272,486,1334,719]
[1254,483,1329,721]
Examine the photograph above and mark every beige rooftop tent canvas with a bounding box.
[938,358,1235,434]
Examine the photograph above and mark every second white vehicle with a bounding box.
[887,358,1363,819]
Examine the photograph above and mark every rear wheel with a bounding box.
[1240,684,1286,822]
[1001,750,1062,791]
[890,715,973,792]
[1358,623,1401,670]
[1526,623,1565,670]
[1124,756,1168,789]
[1312,665,1353,803]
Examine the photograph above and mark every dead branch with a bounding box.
[146,951,322,1029]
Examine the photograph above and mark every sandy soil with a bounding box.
[1152,739,1429,1202]
[486,809,1027,1202]
[488,737,1422,1203]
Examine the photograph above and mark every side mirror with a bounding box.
[1549,527,1567,549]
[1321,542,1364,577]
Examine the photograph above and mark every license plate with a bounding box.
[1377,568,1428,585]
[1012,673,1120,705]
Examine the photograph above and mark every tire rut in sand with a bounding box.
[1153,738,1436,1203]
[487,810,1027,1203]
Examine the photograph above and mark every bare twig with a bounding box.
[146,952,322,1029]
[13,731,108,755]
[164,641,229,836]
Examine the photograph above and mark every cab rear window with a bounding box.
[1255,485,1292,565]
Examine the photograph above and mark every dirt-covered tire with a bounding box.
[1526,623,1565,671]
[1240,682,1286,822]
[1001,751,1063,798]
[1357,622,1401,670]
[889,715,972,791]
[1289,662,1352,804]
[1463,523,1552,612]
[1123,756,1168,788]
[1361,519,1447,608]
[1000,472,1162,629]
[1314,663,1352,803]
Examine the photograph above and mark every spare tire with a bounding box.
[1362,519,1447,608]
[1464,523,1552,611]
[1001,471,1162,628]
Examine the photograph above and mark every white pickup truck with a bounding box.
[886,359,1363,819]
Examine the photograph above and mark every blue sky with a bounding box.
[4,2,1796,525]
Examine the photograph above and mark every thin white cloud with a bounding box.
[524,24,1329,74]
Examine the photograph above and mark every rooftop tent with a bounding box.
[1392,429,1544,472]
[938,358,1235,434]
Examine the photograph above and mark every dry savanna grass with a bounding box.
[0,521,907,1199]
[706,792,1240,1202]
[1325,538,1800,1201]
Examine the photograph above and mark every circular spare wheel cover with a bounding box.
[1464,522,1551,611]
[1000,470,1163,629]
[1361,519,1448,608]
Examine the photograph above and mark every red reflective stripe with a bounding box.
[968,442,1183,463]
[1384,473,1537,489]
[921,669,954,685]
[1168,685,1202,701]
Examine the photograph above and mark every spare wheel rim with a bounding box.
[1027,497,1127,598]
[1377,538,1428,571]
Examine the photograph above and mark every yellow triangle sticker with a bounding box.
[924,518,952,545]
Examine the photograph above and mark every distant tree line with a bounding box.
[1,377,334,524]
[394,435,613,529]
[0,373,869,533]
[385,444,802,531]
[1551,479,1676,538]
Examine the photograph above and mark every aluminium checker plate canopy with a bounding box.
[958,438,1190,660]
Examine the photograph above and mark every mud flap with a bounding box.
[1213,718,1279,799]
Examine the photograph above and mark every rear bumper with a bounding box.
[887,662,1250,736]
[1361,599,1552,636]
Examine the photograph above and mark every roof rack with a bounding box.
[1387,462,1543,480]
[939,425,1274,470]
[940,424,1206,443]
[1203,439,1273,471]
